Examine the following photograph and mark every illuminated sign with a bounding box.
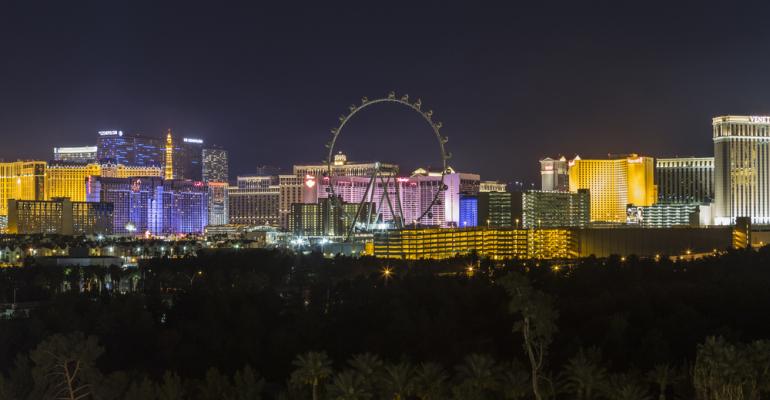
[627,157,644,164]
[131,179,142,193]
[305,175,316,188]
[750,116,770,123]
[54,146,97,154]
[183,138,203,144]
[98,130,123,136]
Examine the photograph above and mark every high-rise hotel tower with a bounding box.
[568,154,656,223]
[713,115,770,225]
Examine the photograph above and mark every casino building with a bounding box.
[87,176,208,235]
[568,154,656,223]
[713,115,770,225]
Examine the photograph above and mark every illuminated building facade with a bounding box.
[568,154,656,223]
[202,146,228,182]
[0,161,46,216]
[53,146,97,163]
[312,169,481,228]
[45,162,161,202]
[522,189,590,228]
[372,227,573,260]
[207,182,229,226]
[540,157,569,191]
[7,198,113,235]
[164,130,174,180]
[96,130,164,167]
[227,176,280,227]
[480,181,507,192]
[477,191,521,227]
[656,157,714,203]
[279,175,303,230]
[290,197,373,237]
[293,152,397,178]
[459,195,478,227]
[87,177,208,235]
[373,225,741,260]
[626,203,700,228]
[713,115,770,225]
[174,137,204,181]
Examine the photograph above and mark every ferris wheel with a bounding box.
[323,92,452,238]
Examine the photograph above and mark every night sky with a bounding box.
[2,2,770,185]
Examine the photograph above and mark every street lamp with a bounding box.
[381,266,393,286]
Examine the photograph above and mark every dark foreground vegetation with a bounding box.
[2,247,770,399]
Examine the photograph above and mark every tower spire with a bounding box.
[164,129,174,180]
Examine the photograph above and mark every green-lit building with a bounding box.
[522,189,590,228]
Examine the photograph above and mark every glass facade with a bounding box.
[656,157,714,203]
[96,131,164,167]
[522,189,590,228]
[202,147,228,182]
[173,138,204,181]
[459,195,478,227]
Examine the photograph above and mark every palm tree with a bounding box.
[604,374,652,400]
[500,360,530,400]
[646,364,674,400]
[453,353,500,400]
[348,353,384,395]
[413,362,448,400]
[327,370,371,400]
[292,351,334,400]
[381,361,414,400]
[561,348,607,400]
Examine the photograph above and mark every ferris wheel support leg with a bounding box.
[379,173,399,229]
[393,173,405,229]
[346,169,376,241]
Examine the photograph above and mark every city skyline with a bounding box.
[4,2,770,183]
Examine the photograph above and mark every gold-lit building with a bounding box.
[46,163,161,202]
[7,197,113,235]
[164,129,174,180]
[373,227,574,260]
[568,154,656,223]
[0,161,47,216]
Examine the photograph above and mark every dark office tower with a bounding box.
[96,130,164,167]
[133,134,165,167]
[96,130,130,164]
[255,165,282,176]
[174,137,204,181]
[655,157,714,203]
[477,191,522,227]
[202,146,229,182]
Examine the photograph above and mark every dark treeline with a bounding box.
[1,247,770,399]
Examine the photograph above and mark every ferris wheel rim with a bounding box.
[324,93,452,233]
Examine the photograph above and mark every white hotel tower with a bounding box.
[713,115,770,225]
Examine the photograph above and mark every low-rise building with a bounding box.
[6,198,113,235]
